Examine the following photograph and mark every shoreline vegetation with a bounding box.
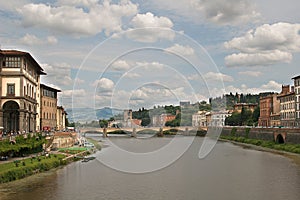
[0,134,101,184]
[220,135,300,154]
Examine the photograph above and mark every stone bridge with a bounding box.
[79,126,208,137]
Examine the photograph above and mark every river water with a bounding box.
[0,136,300,200]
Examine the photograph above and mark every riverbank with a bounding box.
[219,136,300,167]
[0,153,66,183]
[220,135,300,154]
[0,138,102,184]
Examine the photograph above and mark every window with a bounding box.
[3,57,21,68]
[7,84,15,95]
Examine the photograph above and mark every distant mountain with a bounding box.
[66,107,123,122]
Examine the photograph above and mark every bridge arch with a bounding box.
[276,134,285,144]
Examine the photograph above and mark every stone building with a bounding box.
[152,114,176,127]
[234,103,258,113]
[292,75,300,127]
[277,85,295,127]
[40,84,61,131]
[210,111,231,127]
[0,50,46,133]
[192,111,207,127]
[258,93,280,127]
[57,106,67,131]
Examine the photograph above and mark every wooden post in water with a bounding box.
[132,128,137,138]
[103,128,107,138]
[184,127,189,136]
[157,127,164,137]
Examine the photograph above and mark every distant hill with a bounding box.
[66,107,123,122]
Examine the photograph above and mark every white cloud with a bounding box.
[261,80,282,91]
[165,44,195,56]
[126,12,175,43]
[238,71,262,77]
[203,72,234,82]
[19,34,58,46]
[191,0,260,25]
[135,61,165,71]
[223,80,282,95]
[0,0,29,12]
[18,0,138,36]
[47,36,58,45]
[62,89,86,97]
[123,72,140,79]
[225,22,300,67]
[111,60,131,71]
[92,78,114,91]
[225,50,293,67]
[150,0,260,25]
[41,63,73,87]
[57,0,98,7]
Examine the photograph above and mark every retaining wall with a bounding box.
[221,127,300,144]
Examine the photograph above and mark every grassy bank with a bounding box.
[0,154,66,183]
[220,135,300,154]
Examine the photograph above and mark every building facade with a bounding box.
[277,85,295,127]
[258,93,280,127]
[210,111,231,127]
[40,84,60,131]
[0,50,45,133]
[57,106,67,131]
[234,103,258,113]
[152,114,176,127]
[292,75,300,127]
[192,111,207,127]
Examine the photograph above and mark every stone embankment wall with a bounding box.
[221,127,300,144]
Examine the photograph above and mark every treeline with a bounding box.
[210,92,265,110]
[225,106,260,126]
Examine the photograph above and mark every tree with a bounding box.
[99,119,108,128]
[141,118,150,126]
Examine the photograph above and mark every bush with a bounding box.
[0,154,65,183]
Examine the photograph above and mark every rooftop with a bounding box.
[0,49,46,75]
[292,75,300,80]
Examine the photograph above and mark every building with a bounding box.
[210,111,231,127]
[152,114,176,127]
[258,93,280,127]
[234,103,258,113]
[292,75,300,127]
[0,50,46,133]
[180,101,190,107]
[277,85,295,127]
[57,106,67,131]
[192,111,207,127]
[40,84,61,131]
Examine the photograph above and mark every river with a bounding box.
[0,136,300,200]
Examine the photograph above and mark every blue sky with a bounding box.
[0,0,299,113]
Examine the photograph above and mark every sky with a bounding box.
[0,0,300,115]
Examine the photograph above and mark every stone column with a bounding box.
[19,111,26,133]
[0,110,3,128]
